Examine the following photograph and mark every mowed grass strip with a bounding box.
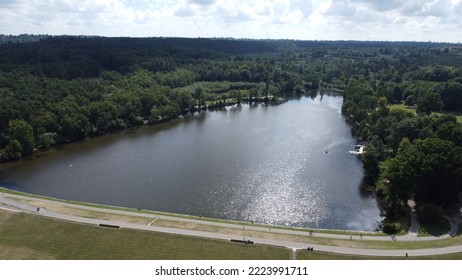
[309,235,462,250]
[297,250,462,260]
[0,210,289,260]
[0,210,14,225]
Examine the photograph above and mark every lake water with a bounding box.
[0,94,383,230]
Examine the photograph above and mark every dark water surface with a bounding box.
[0,95,382,230]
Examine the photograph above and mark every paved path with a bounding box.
[408,200,420,236]
[1,192,461,257]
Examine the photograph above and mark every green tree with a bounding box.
[363,137,387,176]
[359,95,377,111]
[416,92,443,116]
[37,132,57,149]
[150,106,161,122]
[6,119,35,155]
[382,137,462,208]
[377,97,390,117]
[412,138,462,206]
[160,102,179,118]
[2,139,23,160]
[440,81,462,111]
[60,113,91,141]
[194,86,207,106]
[404,95,416,106]
[380,138,417,206]
[194,86,203,101]
[176,91,194,111]
[96,112,113,133]
[30,110,59,137]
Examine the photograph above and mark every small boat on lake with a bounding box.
[349,145,365,155]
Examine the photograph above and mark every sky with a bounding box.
[1,0,461,42]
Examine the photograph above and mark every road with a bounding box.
[1,191,461,257]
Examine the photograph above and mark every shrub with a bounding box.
[382,223,400,234]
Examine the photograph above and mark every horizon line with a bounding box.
[1,33,461,45]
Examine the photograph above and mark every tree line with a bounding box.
[0,36,328,160]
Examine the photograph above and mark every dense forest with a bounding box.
[1,35,462,229]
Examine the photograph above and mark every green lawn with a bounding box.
[0,211,290,260]
[389,103,418,115]
[389,103,462,123]
[1,210,462,259]
[297,250,462,260]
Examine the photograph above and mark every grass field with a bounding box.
[389,103,418,114]
[389,103,462,123]
[0,210,290,260]
[15,196,462,251]
[1,209,462,259]
[297,250,462,260]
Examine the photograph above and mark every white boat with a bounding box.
[349,145,365,155]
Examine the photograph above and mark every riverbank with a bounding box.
[0,94,288,164]
[1,188,462,259]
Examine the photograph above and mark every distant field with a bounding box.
[389,103,418,114]
[0,210,289,260]
[389,104,462,123]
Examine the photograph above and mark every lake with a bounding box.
[0,94,383,230]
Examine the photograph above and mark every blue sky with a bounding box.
[1,0,461,42]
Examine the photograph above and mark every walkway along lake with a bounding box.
[0,94,383,231]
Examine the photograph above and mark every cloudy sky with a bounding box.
[1,0,461,42]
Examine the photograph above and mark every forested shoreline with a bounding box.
[1,36,462,230]
[339,44,462,232]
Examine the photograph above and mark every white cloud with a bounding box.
[290,0,314,17]
[189,0,216,6]
[0,0,460,41]
[400,0,449,17]
[349,0,404,12]
[174,5,195,17]
[315,0,462,41]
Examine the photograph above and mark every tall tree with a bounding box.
[2,139,23,160]
[6,119,35,155]
[416,92,443,116]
